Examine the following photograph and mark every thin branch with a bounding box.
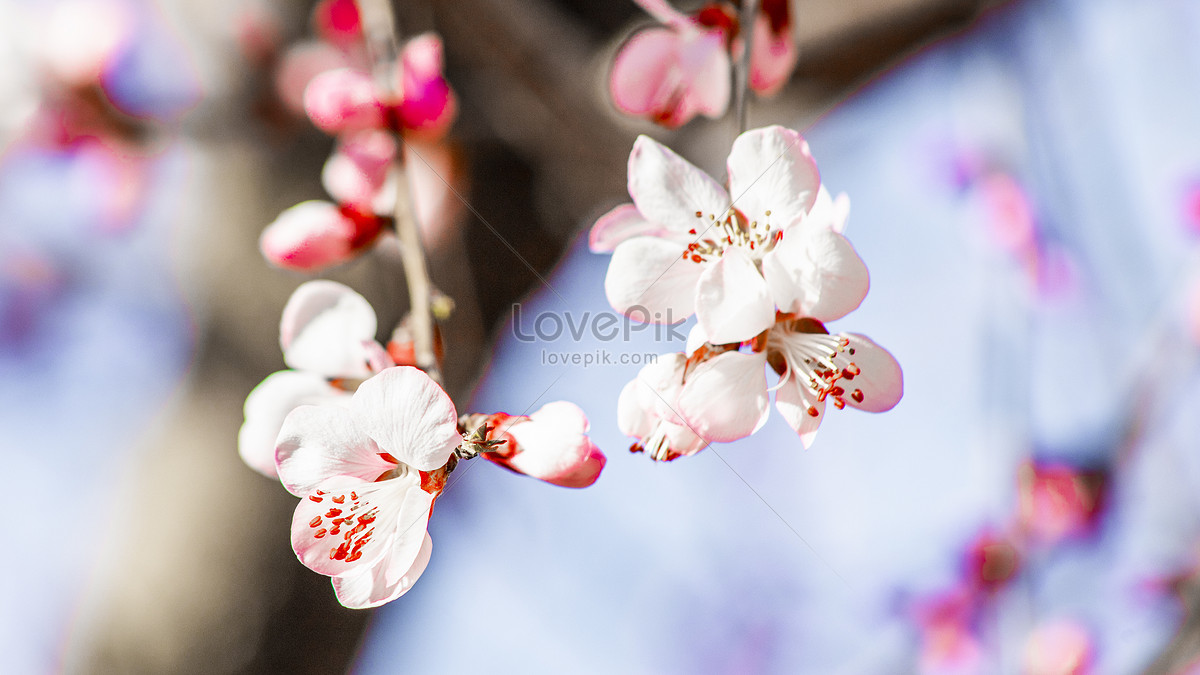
[734,0,760,134]
[356,0,443,383]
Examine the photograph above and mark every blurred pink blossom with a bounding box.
[259,200,384,272]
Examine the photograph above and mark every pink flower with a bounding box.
[481,402,607,488]
[617,353,712,461]
[609,1,733,128]
[239,281,392,478]
[593,126,868,345]
[276,366,461,608]
[393,33,457,140]
[1017,460,1106,544]
[748,0,798,96]
[1022,620,1094,675]
[673,316,901,449]
[259,200,384,272]
[303,67,384,134]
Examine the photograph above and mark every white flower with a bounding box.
[238,281,392,477]
[591,125,868,344]
[276,366,461,608]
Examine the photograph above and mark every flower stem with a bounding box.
[356,0,443,384]
[733,0,760,134]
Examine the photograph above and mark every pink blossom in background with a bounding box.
[276,367,459,608]
[303,67,383,134]
[1017,460,1106,545]
[748,0,798,96]
[609,0,733,128]
[275,40,357,114]
[311,0,362,49]
[482,401,607,488]
[1022,620,1094,675]
[393,33,457,140]
[259,199,384,272]
[40,0,133,87]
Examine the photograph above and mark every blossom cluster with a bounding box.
[592,125,903,459]
[240,280,606,607]
[260,0,458,272]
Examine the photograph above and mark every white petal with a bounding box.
[685,323,709,356]
[774,377,824,448]
[352,367,460,471]
[840,334,903,412]
[803,185,850,233]
[281,280,378,378]
[695,247,775,344]
[590,204,674,253]
[605,236,704,322]
[762,227,869,322]
[332,533,433,609]
[239,370,347,479]
[677,350,769,442]
[727,126,819,229]
[290,474,431,580]
[663,420,708,456]
[275,404,394,496]
[618,378,657,440]
[628,135,730,234]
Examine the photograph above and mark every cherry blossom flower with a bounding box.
[593,125,868,345]
[609,0,732,128]
[259,200,385,272]
[239,280,392,477]
[1016,460,1106,544]
[477,401,607,488]
[1022,620,1094,675]
[617,353,713,461]
[609,0,799,127]
[275,366,459,608]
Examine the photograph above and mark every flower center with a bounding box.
[769,326,865,415]
[681,207,782,265]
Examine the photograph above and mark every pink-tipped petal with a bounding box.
[322,129,396,212]
[727,126,819,229]
[311,0,362,48]
[774,377,825,448]
[352,367,460,471]
[495,402,606,488]
[628,135,730,233]
[695,247,775,344]
[239,370,347,478]
[605,236,703,322]
[748,10,798,97]
[291,474,431,578]
[840,334,903,412]
[303,68,383,134]
[280,279,378,378]
[677,350,769,442]
[590,204,672,253]
[677,30,730,118]
[260,200,363,273]
[275,404,395,496]
[610,29,687,125]
[332,533,433,608]
[762,227,869,322]
[395,33,457,139]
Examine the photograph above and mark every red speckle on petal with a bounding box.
[326,508,342,517]
[332,494,345,504]
[691,254,703,263]
[314,528,327,538]
[806,406,820,417]
[308,495,323,502]
[309,516,322,528]
[851,389,864,403]
[378,451,399,464]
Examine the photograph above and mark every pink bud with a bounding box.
[311,0,362,48]
[1017,460,1106,544]
[748,1,798,97]
[303,68,383,134]
[485,402,606,488]
[393,33,457,139]
[609,26,730,128]
[260,200,382,271]
[275,41,355,114]
[322,129,397,212]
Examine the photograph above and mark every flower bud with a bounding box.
[484,402,606,488]
[260,200,381,271]
[303,67,382,134]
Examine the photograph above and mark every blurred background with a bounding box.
[4,0,1200,672]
